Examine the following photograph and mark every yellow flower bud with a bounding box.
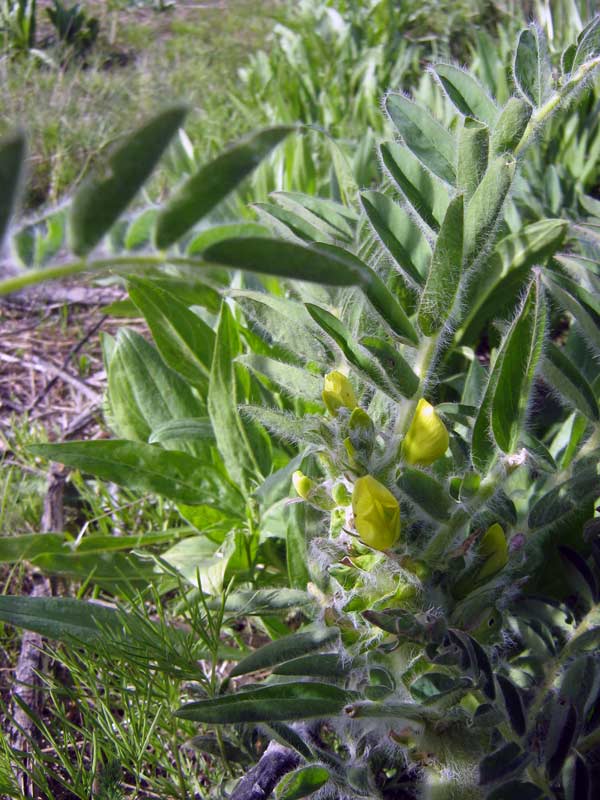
[292,470,314,500]
[352,475,401,551]
[322,370,357,415]
[476,522,508,582]
[402,398,449,466]
[331,482,351,506]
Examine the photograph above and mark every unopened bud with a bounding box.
[292,470,314,500]
[402,398,449,466]
[352,475,401,551]
[322,371,357,415]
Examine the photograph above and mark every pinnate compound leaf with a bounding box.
[0,131,26,247]
[29,440,244,513]
[492,277,546,454]
[418,194,464,335]
[514,26,553,106]
[276,766,330,800]
[230,627,339,678]
[385,93,456,184]
[360,190,430,286]
[155,126,294,248]
[176,682,351,724]
[70,106,187,255]
[434,64,499,125]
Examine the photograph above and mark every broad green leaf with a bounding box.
[273,654,351,678]
[286,501,312,590]
[544,271,600,353]
[128,277,215,391]
[0,596,138,645]
[237,354,323,402]
[187,222,269,255]
[70,106,187,255]
[148,417,214,445]
[385,93,456,183]
[434,64,499,125]
[253,202,330,243]
[571,15,600,72]
[230,627,339,677]
[272,192,357,241]
[464,155,515,268]
[106,329,203,455]
[29,440,244,513]
[542,343,599,421]
[397,468,455,521]
[514,26,553,107]
[359,336,419,399]
[492,277,546,453]
[490,97,532,155]
[312,243,419,344]
[276,766,330,800]
[457,118,489,199]
[528,464,600,529]
[380,142,450,231]
[263,723,314,762]
[418,194,464,336]
[160,535,226,594]
[208,302,270,492]
[0,131,26,247]
[155,126,293,248]
[205,237,363,286]
[360,191,430,286]
[29,550,156,588]
[305,304,407,400]
[0,533,65,562]
[176,681,351,724]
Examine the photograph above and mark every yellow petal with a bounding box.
[352,475,401,551]
[322,371,357,415]
[402,398,449,466]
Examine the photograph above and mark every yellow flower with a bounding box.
[352,475,401,551]
[476,523,508,582]
[402,398,449,466]
[322,371,357,415]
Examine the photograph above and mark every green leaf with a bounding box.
[397,468,454,521]
[485,781,544,800]
[205,237,363,286]
[70,106,187,255]
[206,589,313,615]
[528,464,600,530]
[29,440,244,513]
[159,535,227,594]
[148,418,214,445]
[418,194,464,335]
[360,190,431,286]
[286,501,312,590]
[545,701,578,780]
[272,192,357,241]
[124,208,159,250]
[237,354,323,402]
[0,130,26,247]
[0,596,137,645]
[457,118,489,199]
[106,329,203,455]
[263,722,315,762]
[305,304,405,399]
[514,26,553,107]
[544,271,600,353]
[127,277,215,391]
[492,277,546,453]
[253,201,332,243]
[359,336,419,399]
[208,303,270,492]
[434,64,499,125]
[385,93,456,183]
[542,343,599,422]
[380,142,450,231]
[496,674,527,736]
[571,15,600,72]
[464,155,515,268]
[490,97,532,155]
[155,126,293,248]
[562,753,591,800]
[479,742,530,785]
[0,533,65,562]
[276,766,330,800]
[176,682,350,724]
[186,222,269,255]
[273,654,350,678]
[472,359,503,474]
[230,627,339,678]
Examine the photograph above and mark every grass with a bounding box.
[0,0,282,209]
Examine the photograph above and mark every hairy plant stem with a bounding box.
[394,335,437,436]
